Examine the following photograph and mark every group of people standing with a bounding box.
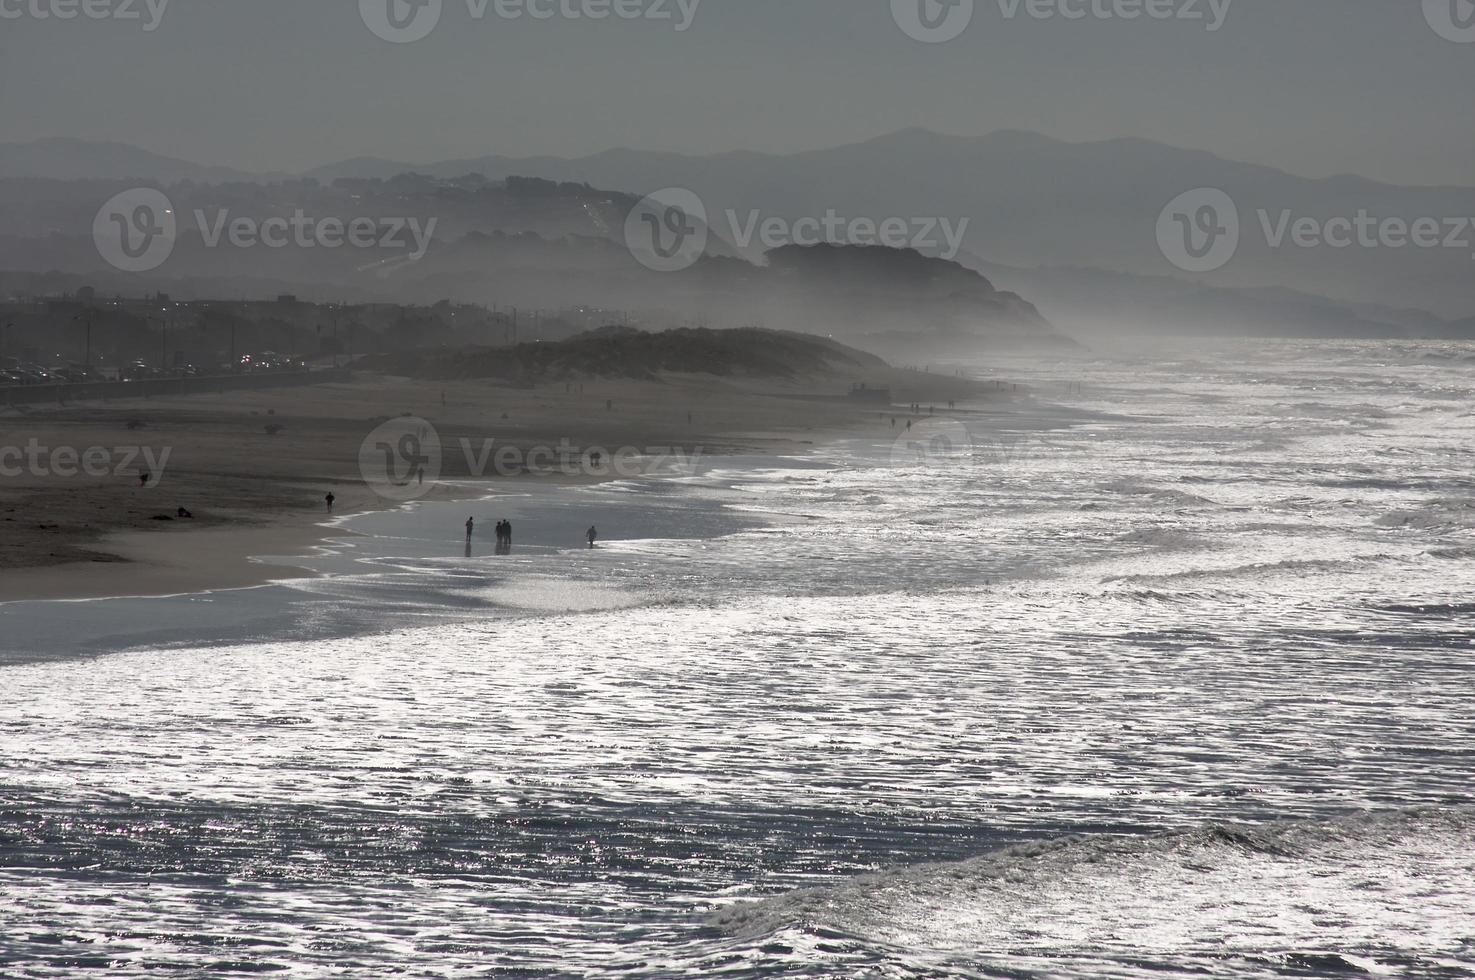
[462,517,599,550]
[464,517,513,543]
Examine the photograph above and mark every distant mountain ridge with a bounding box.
[3,129,1472,329]
[295,128,1474,319]
[0,167,1065,357]
[0,137,273,183]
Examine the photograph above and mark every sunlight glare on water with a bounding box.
[2,340,1474,977]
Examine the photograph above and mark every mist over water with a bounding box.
[3,340,1474,977]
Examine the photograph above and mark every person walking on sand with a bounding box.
[466,516,475,539]
[325,492,335,513]
[587,526,598,549]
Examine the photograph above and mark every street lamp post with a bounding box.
[72,309,94,375]
[149,314,170,374]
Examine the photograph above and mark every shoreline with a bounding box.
[0,370,995,603]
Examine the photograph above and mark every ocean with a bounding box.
[2,339,1473,977]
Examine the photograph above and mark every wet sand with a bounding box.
[0,366,994,601]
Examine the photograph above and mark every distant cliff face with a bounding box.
[359,326,889,382]
[728,244,1064,354]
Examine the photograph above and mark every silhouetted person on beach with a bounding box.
[325,492,335,513]
[587,526,598,548]
[466,517,475,539]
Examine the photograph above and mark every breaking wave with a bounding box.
[709,808,1475,978]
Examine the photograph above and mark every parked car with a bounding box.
[49,367,98,384]
[121,360,161,381]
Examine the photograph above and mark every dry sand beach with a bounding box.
[0,366,994,601]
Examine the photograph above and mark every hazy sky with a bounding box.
[1,0,1471,185]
